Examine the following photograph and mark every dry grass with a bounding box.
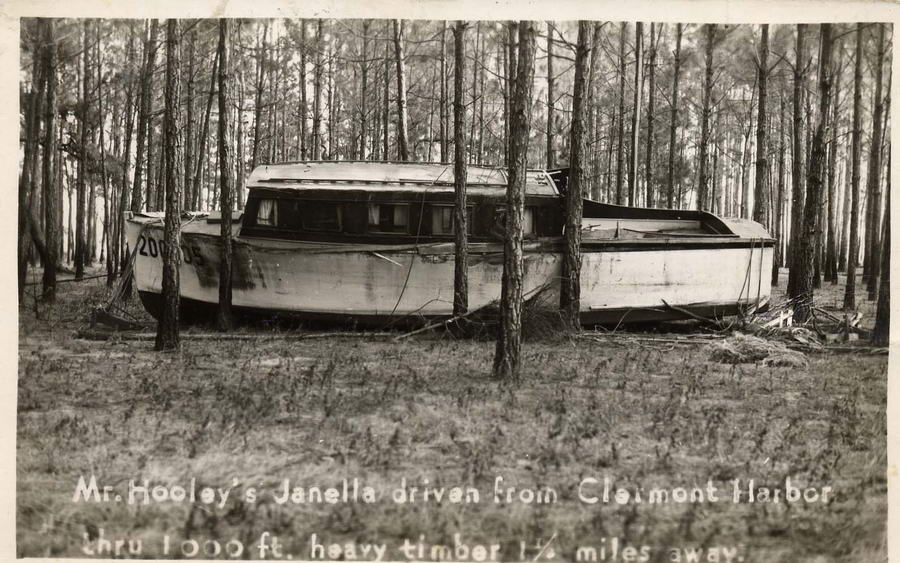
[16,269,887,562]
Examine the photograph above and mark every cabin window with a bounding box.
[431,205,473,235]
[368,203,409,233]
[491,206,535,237]
[300,201,343,232]
[256,199,278,226]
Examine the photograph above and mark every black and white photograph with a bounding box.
[12,1,897,561]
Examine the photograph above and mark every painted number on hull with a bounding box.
[138,235,204,266]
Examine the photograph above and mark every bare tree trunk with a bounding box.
[628,22,643,206]
[506,22,518,166]
[645,23,657,208]
[666,24,682,209]
[546,21,555,169]
[96,23,114,285]
[359,20,370,160]
[393,20,410,161]
[615,23,626,205]
[844,24,864,310]
[217,19,234,331]
[382,30,389,160]
[788,24,807,301]
[825,44,843,284]
[873,152,890,345]
[494,21,535,382]
[156,18,181,351]
[251,22,267,168]
[132,20,158,215]
[300,20,308,160]
[75,20,90,279]
[452,21,469,317]
[793,24,833,323]
[41,19,58,302]
[773,92,786,286]
[866,23,886,300]
[468,22,480,164]
[697,24,716,211]
[560,21,592,327]
[193,48,219,210]
[440,21,449,163]
[753,24,769,225]
[184,26,195,211]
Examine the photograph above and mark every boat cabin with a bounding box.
[241,161,565,244]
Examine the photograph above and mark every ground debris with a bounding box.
[706,332,809,368]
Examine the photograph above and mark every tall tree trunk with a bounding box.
[628,22,643,206]
[793,24,833,323]
[393,20,410,161]
[360,20,370,160]
[18,21,43,301]
[96,23,114,285]
[41,19,58,302]
[75,20,90,279]
[866,23,886,300]
[560,21,591,327]
[183,26,195,211]
[382,30,389,160]
[494,21,535,382]
[788,24,807,301]
[753,24,769,225]
[217,19,234,331]
[194,48,219,210]
[452,21,469,317]
[645,23,657,208]
[251,22,267,168]
[156,18,181,351]
[506,22,518,167]
[825,43,843,284]
[440,21,449,163]
[546,21,555,169]
[615,23,626,205]
[132,20,158,215]
[697,24,716,211]
[773,92,787,285]
[469,22,480,164]
[873,152,890,345]
[666,23,682,209]
[843,24,864,310]
[300,20,308,160]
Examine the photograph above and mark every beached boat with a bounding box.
[124,161,774,326]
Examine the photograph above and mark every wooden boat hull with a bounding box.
[126,220,773,326]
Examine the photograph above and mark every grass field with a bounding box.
[17,270,887,562]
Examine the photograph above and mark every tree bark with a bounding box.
[788,24,807,301]
[866,23,886,300]
[628,22,643,206]
[546,22,555,169]
[314,21,324,159]
[193,48,219,211]
[824,43,843,284]
[300,20,308,160]
[494,21,535,382]
[843,23,864,311]
[615,23,626,205]
[666,23,683,209]
[75,20,90,279]
[41,19,58,302]
[184,26,195,210]
[873,152,890,346]
[452,21,469,317]
[360,20,370,160]
[645,23,657,208]
[393,20,410,161]
[793,24,833,324]
[697,24,716,211]
[753,24,769,225]
[440,21,449,163]
[251,22,267,168]
[560,21,592,328]
[132,20,158,215]
[156,19,181,351]
[217,19,234,331]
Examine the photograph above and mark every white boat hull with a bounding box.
[126,220,772,325]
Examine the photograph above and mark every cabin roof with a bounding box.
[245,161,560,197]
